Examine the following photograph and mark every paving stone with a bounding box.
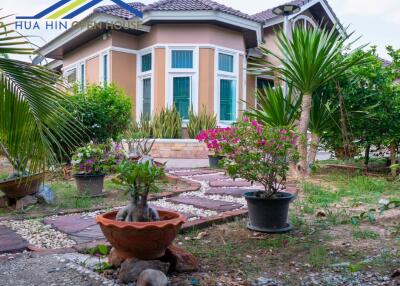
[166,196,242,212]
[205,188,251,197]
[170,169,220,177]
[43,215,96,234]
[0,225,29,254]
[69,224,104,244]
[190,174,228,181]
[149,205,196,219]
[209,180,252,188]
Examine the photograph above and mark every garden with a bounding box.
[0,19,399,286]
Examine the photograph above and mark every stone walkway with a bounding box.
[0,168,297,254]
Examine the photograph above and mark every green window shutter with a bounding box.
[218,53,234,72]
[173,77,191,119]
[142,53,152,72]
[142,78,151,119]
[172,50,193,69]
[220,79,236,121]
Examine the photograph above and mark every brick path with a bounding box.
[0,168,298,253]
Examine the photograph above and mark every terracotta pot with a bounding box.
[0,173,44,199]
[96,210,186,260]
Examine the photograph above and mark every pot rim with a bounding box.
[73,173,106,178]
[0,173,45,185]
[96,210,186,230]
[244,191,295,200]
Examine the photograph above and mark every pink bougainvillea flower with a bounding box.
[243,116,249,122]
[251,120,258,127]
[281,129,287,134]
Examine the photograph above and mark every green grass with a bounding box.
[0,172,8,180]
[51,182,104,209]
[352,228,380,240]
[306,245,330,268]
[302,182,339,207]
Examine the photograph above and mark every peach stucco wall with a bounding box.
[86,56,100,85]
[63,35,111,67]
[154,48,166,113]
[246,74,256,109]
[111,30,139,50]
[110,51,137,117]
[199,48,215,113]
[138,24,246,52]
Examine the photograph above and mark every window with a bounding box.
[218,53,234,72]
[102,54,109,85]
[173,76,191,119]
[172,50,193,69]
[80,63,85,91]
[257,77,274,90]
[141,53,152,72]
[219,79,236,121]
[142,78,151,119]
[65,68,77,84]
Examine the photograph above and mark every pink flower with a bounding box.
[243,117,249,122]
[252,120,258,127]
[281,129,287,134]
[257,125,263,135]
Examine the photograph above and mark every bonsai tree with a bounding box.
[114,157,164,222]
[220,118,298,198]
[0,17,82,176]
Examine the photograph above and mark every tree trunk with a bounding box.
[297,93,313,177]
[337,83,352,159]
[308,133,320,168]
[364,144,370,167]
[390,141,398,177]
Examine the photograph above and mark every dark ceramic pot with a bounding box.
[0,173,44,199]
[244,191,295,233]
[73,173,105,197]
[208,155,223,168]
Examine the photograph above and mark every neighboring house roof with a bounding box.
[94,0,261,22]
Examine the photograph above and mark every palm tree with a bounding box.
[251,26,366,176]
[245,85,301,128]
[0,17,83,175]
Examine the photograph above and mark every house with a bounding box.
[37,0,342,125]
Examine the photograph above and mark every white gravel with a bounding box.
[0,219,76,249]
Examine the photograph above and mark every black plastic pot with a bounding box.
[73,173,105,197]
[208,155,223,168]
[244,191,295,233]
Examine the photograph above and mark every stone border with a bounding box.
[0,174,201,222]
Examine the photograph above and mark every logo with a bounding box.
[17,0,143,19]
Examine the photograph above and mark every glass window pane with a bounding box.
[66,68,77,84]
[142,53,152,72]
[218,53,234,72]
[257,78,274,90]
[173,77,191,119]
[220,79,236,121]
[103,54,108,85]
[142,78,151,119]
[172,50,193,69]
[80,64,85,90]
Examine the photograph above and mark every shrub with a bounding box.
[196,127,236,156]
[151,106,182,139]
[187,107,217,139]
[69,84,132,143]
[220,118,298,197]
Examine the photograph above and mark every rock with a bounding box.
[36,185,54,204]
[108,247,124,267]
[15,195,37,210]
[251,277,278,286]
[118,258,169,284]
[162,245,199,273]
[391,269,400,279]
[136,269,170,286]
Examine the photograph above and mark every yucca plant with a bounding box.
[0,16,83,175]
[250,25,366,176]
[245,85,301,129]
[187,106,217,139]
[151,106,182,139]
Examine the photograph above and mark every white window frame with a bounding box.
[166,46,199,121]
[214,48,239,125]
[136,48,154,121]
[100,51,110,86]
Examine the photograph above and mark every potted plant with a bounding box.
[220,118,298,233]
[96,157,186,260]
[71,142,110,197]
[196,128,235,168]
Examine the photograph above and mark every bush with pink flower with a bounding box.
[195,127,237,156]
[220,118,298,198]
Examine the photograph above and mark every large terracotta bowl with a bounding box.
[96,210,186,260]
[0,173,44,199]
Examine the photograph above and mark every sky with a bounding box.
[2,0,399,62]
